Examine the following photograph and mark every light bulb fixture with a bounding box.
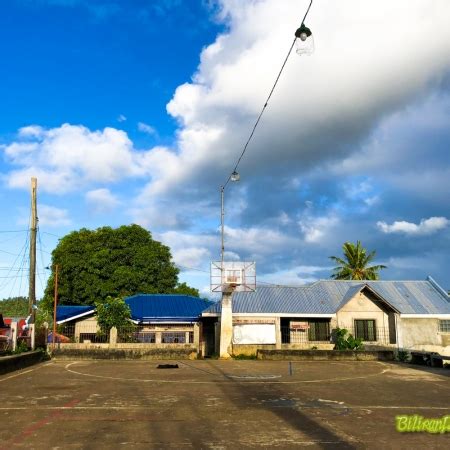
[230,171,240,182]
[295,23,314,55]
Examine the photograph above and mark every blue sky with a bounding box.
[1,0,450,300]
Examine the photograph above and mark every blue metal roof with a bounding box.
[56,305,95,322]
[125,294,213,322]
[57,295,214,323]
[202,279,450,315]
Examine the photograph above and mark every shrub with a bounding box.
[334,327,364,351]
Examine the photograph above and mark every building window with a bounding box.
[354,320,377,341]
[135,332,156,343]
[162,332,186,344]
[308,321,330,341]
[439,320,450,333]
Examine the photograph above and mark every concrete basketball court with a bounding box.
[0,359,449,449]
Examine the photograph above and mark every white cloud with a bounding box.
[138,122,157,135]
[377,217,450,235]
[172,247,211,269]
[85,188,120,214]
[37,204,71,227]
[117,114,127,122]
[299,214,339,244]
[3,123,152,193]
[18,125,45,139]
[259,265,329,286]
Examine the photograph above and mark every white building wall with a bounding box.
[398,317,450,356]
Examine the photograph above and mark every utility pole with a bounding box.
[28,177,37,324]
[52,264,59,349]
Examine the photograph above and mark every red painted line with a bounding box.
[2,399,80,449]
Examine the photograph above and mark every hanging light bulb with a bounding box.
[295,23,314,55]
[230,170,240,182]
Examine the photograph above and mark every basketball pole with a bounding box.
[220,186,225,267]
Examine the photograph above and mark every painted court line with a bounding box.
[0,405,448,411]
[0,362,53,382]
[64,361,391,384]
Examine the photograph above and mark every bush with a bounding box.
[14,340,29,354]
[334,328,364,351]
[396,350,410,362]
[233,353,257,360]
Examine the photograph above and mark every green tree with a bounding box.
[173,282,200,297]
[42,224,198,310]
[329,241,387,280]
[95,296,132,334]
[0,296,28,316]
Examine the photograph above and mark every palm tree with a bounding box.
[329,241,387,280]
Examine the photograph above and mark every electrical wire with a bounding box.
[37,226,50,294]
[222,0,314,189]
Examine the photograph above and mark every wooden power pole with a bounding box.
[28,177,38,323]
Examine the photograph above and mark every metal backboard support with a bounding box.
[210,261,256,293]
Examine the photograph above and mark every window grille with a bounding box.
[354,320,377,341]
[161,332,186,344]
[439,320,450,333]
[308,321,330,341]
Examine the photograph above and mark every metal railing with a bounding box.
[116,325,194,344]
[339,326,392,346]
[55,324,109,344]
[281,326,393,346]
[281,326,331,344]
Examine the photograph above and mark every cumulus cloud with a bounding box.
[377,217,450,235]
[17,204,71,228]
[2,0,450,289]
[2,123,153,193]
[85,188,120,214]
[299,214,339,244]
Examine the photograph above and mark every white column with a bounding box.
[219,292,233,359]
[109,326,117,348]
[30,324,35,350]
[193,323,200,349]
[275,317,281,350]
[11,322,18,352]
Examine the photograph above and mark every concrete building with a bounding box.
[56,294,213,349]
[201,277,450,357]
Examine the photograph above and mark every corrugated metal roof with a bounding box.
[56,305,95,322]
[57,296,214,323]
[125,294,214,322]
[202,279,450,315]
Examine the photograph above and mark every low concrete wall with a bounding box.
[51,346,198,360]
[0,350,48,375]
[257,349,395,361]
[232,344,276,356]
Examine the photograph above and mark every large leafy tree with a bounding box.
[95,296,132,334]
[42,224,198,310]
[329,241,387,280]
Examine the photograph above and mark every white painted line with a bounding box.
[64,361,391,385]
[0,405,448,411]
[0,362,53,382]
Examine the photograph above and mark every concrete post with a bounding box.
[275,317,281,350]
[219,292,233,359]
[193,323,200,350]
[110,327,117,348]
[11,322,18,352]
[155,331,162,344]
[30,324,35,350]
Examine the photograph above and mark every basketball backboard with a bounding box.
[210,261,256,293]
